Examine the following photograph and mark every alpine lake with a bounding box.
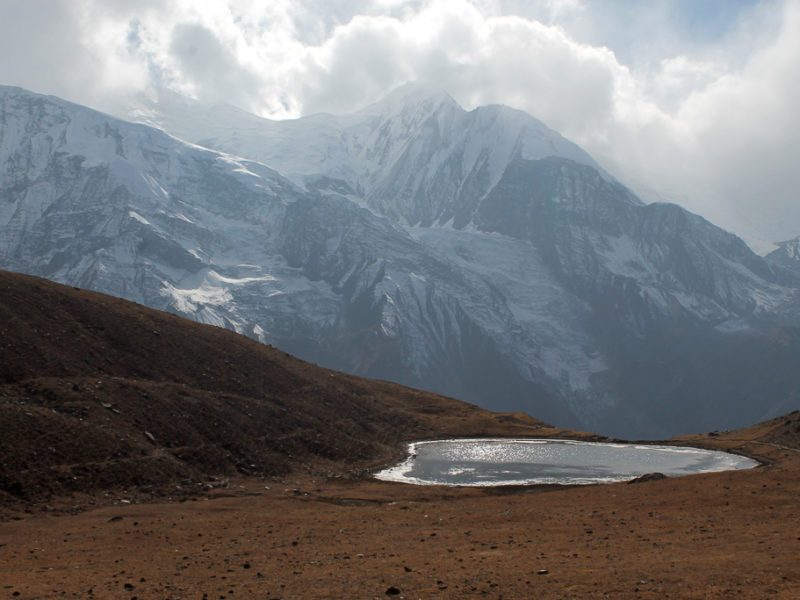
[375,438,759,486]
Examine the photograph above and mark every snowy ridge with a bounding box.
[125,83,607,229]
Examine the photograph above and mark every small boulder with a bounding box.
[627,472,667,484]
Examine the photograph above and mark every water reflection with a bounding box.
[375,439,758,486]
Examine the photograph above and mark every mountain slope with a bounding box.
[3,84,800,438]
[0,85,582,429]
[0,270,552,506]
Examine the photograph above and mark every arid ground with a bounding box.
[2,419,799,600]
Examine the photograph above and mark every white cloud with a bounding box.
[0,0,146,106]
[671,1,800,247]
[0,0,797,252]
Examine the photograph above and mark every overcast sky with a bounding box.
[1,0,797,253]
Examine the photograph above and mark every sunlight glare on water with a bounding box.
[375,439,758,486]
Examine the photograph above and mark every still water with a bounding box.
[375,439,758,486]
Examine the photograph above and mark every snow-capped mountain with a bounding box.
[0,85,580,428]
[3,84,800,438]
[130,85,792,328]
[129,84,608,228]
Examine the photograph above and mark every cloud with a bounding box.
[297,15,411,114]
[0,0,145,106]
[0,0,797,251]
[168,22,262,106]
[672,0,800,245]
[294,2,623,136]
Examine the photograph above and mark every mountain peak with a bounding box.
[356,82,461,118]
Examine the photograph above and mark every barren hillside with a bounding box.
[0,269,560,510]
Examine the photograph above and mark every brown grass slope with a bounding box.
[0,269,561,508]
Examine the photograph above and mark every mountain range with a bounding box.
[2,83,799,438]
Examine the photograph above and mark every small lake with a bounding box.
[375,439,759,486]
